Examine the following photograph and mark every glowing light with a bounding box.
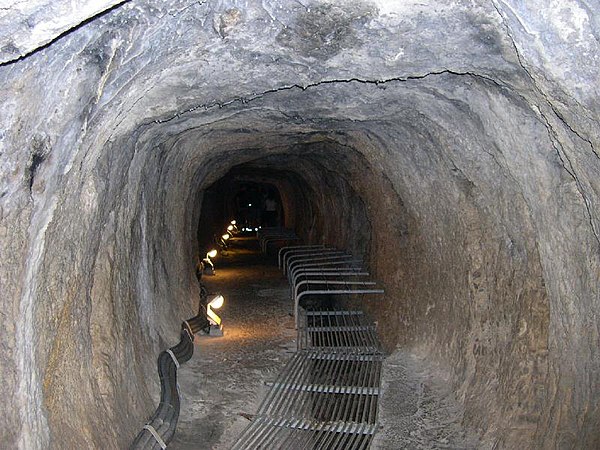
[207,249,217,258]
[207,295,224,326]
[209,295,224,309]
[227,225,234,231]
[222,233,230,240]
[248,203,252,207]
[231,220,237,225]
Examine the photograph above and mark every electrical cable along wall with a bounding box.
[130,288,210,449]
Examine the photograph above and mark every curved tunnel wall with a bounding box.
[0,1,598,448]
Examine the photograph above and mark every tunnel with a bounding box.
[1,0,599,448]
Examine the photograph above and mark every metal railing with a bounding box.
[258,227,299,252]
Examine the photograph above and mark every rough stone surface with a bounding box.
[0,0,126,63]
[0,0,598,448]
[373,349,480,449]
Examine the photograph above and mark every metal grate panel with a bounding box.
[232,308,384,450]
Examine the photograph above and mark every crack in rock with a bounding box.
[491,0,599,160]
[0,0,132,66]
[150,70,506,125]
[538,108,600,247]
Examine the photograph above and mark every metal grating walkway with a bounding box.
[232,308,384,450]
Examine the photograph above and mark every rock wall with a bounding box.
[0,0,598,448]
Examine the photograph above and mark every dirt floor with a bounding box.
[169,237,478,449]
[373,350,480,449]
[170,237,297,450]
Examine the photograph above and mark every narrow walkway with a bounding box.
[170,237,478,449]
[169,238,296,450]
[231,244,385,449]
[231,325,383,449]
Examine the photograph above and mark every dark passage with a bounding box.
[1,2,598,449]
